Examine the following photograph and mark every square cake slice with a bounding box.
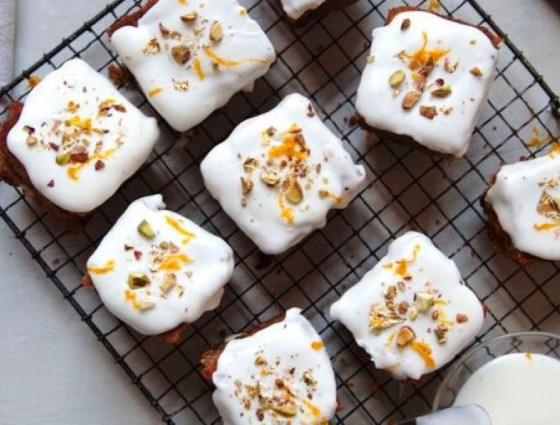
[200,93,366,255]
[109,0,276,132]
[330,232,484,381]
[1,59,159,216]
[484,152,560,263]
[356,7,500,157]
[201,308,337,424]
[85,195,234,337]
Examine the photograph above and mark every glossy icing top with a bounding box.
[7,59,159,213]
[111,0,276,132]
[86,195,234,335]
[356,10,499,157]
[330,232,484,380]
[201,93,366,255]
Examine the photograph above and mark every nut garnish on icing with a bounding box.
[331,232,484,380]
[110,0,276,132]
[355,10,500,157]
[200,94,366,255]
[210,309,337,424]
[85,195,234,334]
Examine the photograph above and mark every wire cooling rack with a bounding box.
[1,0,560,423]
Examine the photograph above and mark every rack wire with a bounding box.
[1,0,559,423]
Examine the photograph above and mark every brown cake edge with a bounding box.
[81,272,189,344]
[200,314,286,380]
[0,102,84,229]
[107,0,159,37]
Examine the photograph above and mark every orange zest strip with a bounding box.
[410,341,436,368]
[311,340,324,350]
[394,244,421,276]
[534,222,560,232]
[402,32,450,70]
[67,147,118,181]
[202,47,271,68]
[278,194,295,225]
[159,253,192,271]
[193,58,205,81]
[87,259,116,275]
[165,216,196,242]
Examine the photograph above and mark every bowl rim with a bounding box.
[432,331,560,411]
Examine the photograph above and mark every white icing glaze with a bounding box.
[7,59,159,213]
[110,0,275,132]
[455,353,560,425]
[330,231,483,381]
[86,195,234,336]
[200,93,366,255]
[485,153,560,260]
[414,406,491,425]
[212,308,337,424]
[356,10,499,157]
[280,0,326,20]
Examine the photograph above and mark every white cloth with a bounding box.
[0,0,16,88]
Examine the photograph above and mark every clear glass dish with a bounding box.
[433,332,560,410]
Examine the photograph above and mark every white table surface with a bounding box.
[1,1,559,424]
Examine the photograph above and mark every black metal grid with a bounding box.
[1,0,559,423]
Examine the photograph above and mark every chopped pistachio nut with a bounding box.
[260,171,280,186]
[284,178,303,205]
[128,272,151,289]
[303,371,317,386]
[180,11,198,22]
[241,176,254,195]
[402,90,422,110]
[415,292,434,313]
[389,70,406,89]
[210,21,224,42]
[138,299,156,311]
[243,157,258,172]
[160,273,177,293]
[137,220,156,239]
[171,45,191,65]
[55,152,70,165]
[470,66,483,77]
[537,191,560,220]
[254,355,267,366]
[431,85,452,98]
[435,326,448,344]
[366,55,376,64]
[419,105,437,119]
[26,136,38,146]
[265,126,277,137]
[172,79,189,92]
[396,326,415,347]
[369,307,404,331]
[408,306,419,321]
[401,18,411,30]
[142,38,161,55]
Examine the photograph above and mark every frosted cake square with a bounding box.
[109,0,276,132]
[201,93,366,255]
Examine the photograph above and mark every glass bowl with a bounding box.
[433,332,560,410]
